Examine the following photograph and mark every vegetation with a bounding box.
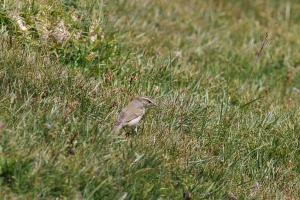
[1,0,300,199]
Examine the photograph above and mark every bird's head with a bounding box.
[137,96,157,108]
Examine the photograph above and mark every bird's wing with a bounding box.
[117,101,144,124]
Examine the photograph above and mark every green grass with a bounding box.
[1,0,300,199]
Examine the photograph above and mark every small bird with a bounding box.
[113,96,157,134]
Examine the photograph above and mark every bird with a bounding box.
[112,96,157,134]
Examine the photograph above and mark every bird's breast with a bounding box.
[123,116,143,127]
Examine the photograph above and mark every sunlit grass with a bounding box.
[1,0,300,199]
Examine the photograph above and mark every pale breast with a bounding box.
[123,116,143,127]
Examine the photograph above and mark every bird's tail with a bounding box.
[112,123,122,134]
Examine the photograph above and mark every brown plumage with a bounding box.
[112,96,157,134]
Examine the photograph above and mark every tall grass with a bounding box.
[1,0,300,199]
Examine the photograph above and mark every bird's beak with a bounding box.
[152,102,158,107]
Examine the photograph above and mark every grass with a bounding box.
[1,0,300,199]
